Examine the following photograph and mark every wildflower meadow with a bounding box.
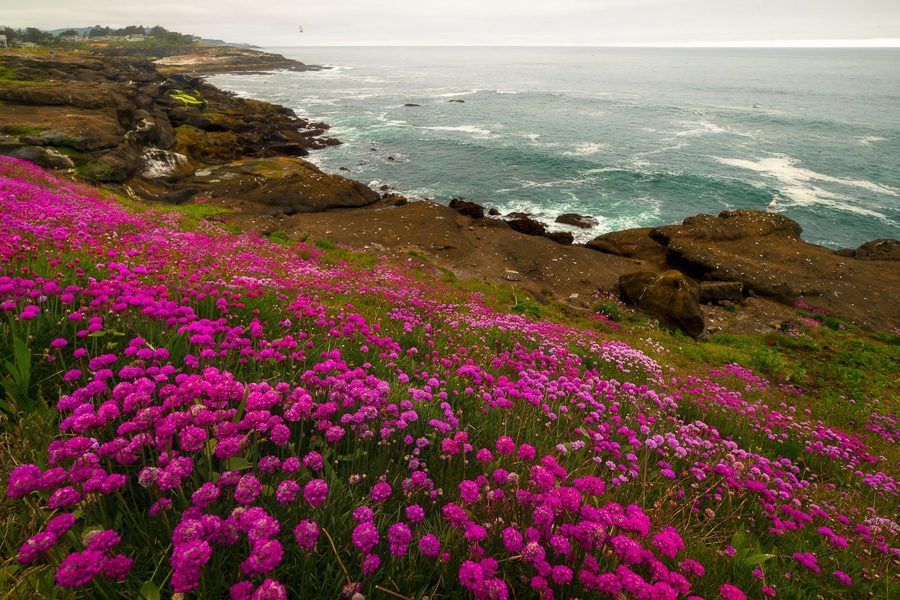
[0,155,897,599]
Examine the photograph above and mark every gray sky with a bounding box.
[2,0,899,46]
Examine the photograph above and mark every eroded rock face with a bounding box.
[620,270,705,338]
[0,51,340,185]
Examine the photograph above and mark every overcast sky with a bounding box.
[2,0,899,46]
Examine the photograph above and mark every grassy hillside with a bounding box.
[0,156,897,599]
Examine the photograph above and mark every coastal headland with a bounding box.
[1,47,897,336]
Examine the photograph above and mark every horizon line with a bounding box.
[264,38,900,49]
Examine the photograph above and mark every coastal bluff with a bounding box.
[1,49,897,336]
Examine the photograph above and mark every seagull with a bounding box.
[766,196,779,210]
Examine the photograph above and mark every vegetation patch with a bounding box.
[0,124,50,137]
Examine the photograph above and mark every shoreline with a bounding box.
[0,47,897,335]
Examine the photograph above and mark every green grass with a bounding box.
[0,125,50,137]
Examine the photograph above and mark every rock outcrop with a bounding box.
[589,210,900,330]
[555,213,598,229]
[619,270,706,338]
[0,49,366,212]
[449,198,485,219]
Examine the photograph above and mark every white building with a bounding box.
[0,35,8,49]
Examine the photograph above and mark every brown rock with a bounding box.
[699,281,744,304]
[835,239,900,261]
[651,209,803,243]
[507,216,547,237]
[586,227,666,263]
[449,198,485,219]
[555,213,599,229]
[545,231,574,245]
[619,270,705,337]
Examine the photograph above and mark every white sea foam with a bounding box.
[522,133,542,143]
[562,142,607,157]
[714,155,897,218]
[430,89,481,98]
[858,136,887,145]
[422,125,497,138]
[672,119,752,138]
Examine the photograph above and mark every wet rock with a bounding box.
[507,216,547,237]
[488,208,501,216]
[449,198,485,219]
[555,213,598,229]
[545,230,574,245]
[506,211,532,220]
[403,103,421,107]
[699,281,744,304]
[448,99,466,103]
[619,270,705,338]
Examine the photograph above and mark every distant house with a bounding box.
[0,35,8,49]
[20,42,38,49]
[60,34,82,43]
[126,34,146,42]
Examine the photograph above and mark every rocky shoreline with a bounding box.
[1,48,897,336]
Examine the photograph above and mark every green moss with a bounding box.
[170,89,204,106]
[174,125,240,161]
[0,124,50,136]
[314,239,336,251]
[75,161,114,182]
[171,202,230,220]
[0,66,46,87]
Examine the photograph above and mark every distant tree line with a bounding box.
[0,25,195,45]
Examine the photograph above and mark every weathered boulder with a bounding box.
[835,239,900,261]
[619,270,705,337]
[555,213,598,229]
[699,281,744,304]
[507,216,547,237]
[449,198,485,219]
[9,146,74,170]
[189,157,380,213]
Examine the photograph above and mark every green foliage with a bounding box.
[592,299,622,322]
[75,160,114,182]
[0,124,50,136]
[313,238,336,250]
[511,296,543,319]
[0,336,39,416]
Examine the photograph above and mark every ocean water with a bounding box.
[208,47,900,248]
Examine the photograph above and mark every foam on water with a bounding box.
[714,155,896,218]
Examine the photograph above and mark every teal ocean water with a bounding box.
[208,47,900,248]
